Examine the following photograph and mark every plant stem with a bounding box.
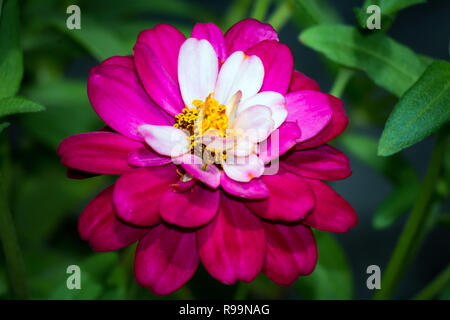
[0,175,29,299]
[413,265,450,300]
[267,0,294,31]
[330,69,354,98]
[251,0,271,21]
[373,130,448,300]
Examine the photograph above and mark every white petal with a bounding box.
[232,105,274,143]
[215,51,264,113]
[178,38,218,108]
[229,137,255,157]
[238,91,287,129]
[138,125,189,157]
[223,154,264,182]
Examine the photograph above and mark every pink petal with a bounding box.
[296,94,348,149]
[176,154,221,189]
[127,147,172,167]
[160,183,219,228]
[246,40,293,95]
[112,165,179,226]
[245,169,315,222]
[133,24,186,116]
[288,70,320,92]
[134,224,199,296]
[101,55,135,69]
[58,131,143,175]
[224,18,278,54]
[197,193,265,284]
[220,172,269,199]
[285,90,333,143]
[78,185,149,252]
[191,22,227,63]
[258,121,301,163]
[281,145,351,181]
[263,222,317,285]
[88,64,172,140]
[302,179,357,233]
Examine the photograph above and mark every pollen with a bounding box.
[174,93,229,163]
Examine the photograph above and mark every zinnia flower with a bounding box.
[58,19,357,295]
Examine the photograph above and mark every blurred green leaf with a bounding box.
[223,0,252,29]
[381,0,426,15]
[373,183,419,229]
[339,133,418,184]
[292,0,341,28]
[439,281,450,300]
[79,0,217,22]
[0,267,7,297]
[378,61,450,156]
[21,79,102,149]
[14,165,107,246]
[48,272,103,300]
[339,133,421,229]
[0,0,23,98]
[300,25,426,97]
[295,231,353,299]
[51,16,129,61]
[0,122,9,133]
[0,96,45,118]
[436,215,450,230]
[248,274,285,299]
[46,252,119,300]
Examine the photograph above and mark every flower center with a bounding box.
[174,93,228,163]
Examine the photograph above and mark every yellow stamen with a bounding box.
[173,93,229,163]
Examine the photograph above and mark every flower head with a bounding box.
[58,19,357,295]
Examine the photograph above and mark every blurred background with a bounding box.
[0,0,449,300]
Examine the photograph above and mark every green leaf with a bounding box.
[373,182,419,229]
[0,96,45,118]
[295,231,353,299]
[0,0,23,98]
[378,61,450,156]
[51,16,129,61]
[300,25,426,97]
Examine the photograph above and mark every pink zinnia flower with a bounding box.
[58,19,357,295]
